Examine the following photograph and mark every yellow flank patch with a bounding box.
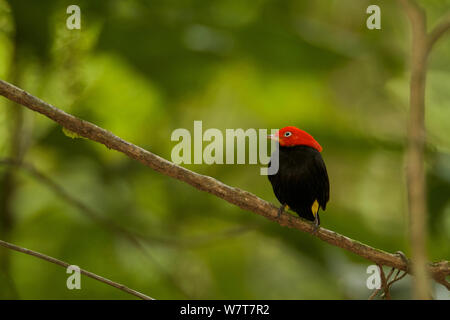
[311,200,319,216]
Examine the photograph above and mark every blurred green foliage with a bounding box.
[0,0,449,299]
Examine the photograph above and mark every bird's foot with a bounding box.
[312,215,320,234]
[277,204,287,221]
[395,251,410,273]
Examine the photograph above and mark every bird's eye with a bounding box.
[284,131,292,137]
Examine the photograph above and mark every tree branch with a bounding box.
[0,239,154,300]
[398,0,450,299]
[0,79,448,291]
[399,0,430,300]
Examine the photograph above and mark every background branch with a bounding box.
[0,79,448,290]
[0,157,255,250]
[0,33,25,299]
[398,0,450,299]
[0,239,154,300]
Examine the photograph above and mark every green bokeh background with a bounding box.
[0,0,449,299]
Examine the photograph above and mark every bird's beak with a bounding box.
[267,134,279,141]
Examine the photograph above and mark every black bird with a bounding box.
[268,126,329,229]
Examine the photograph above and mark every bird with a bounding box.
[267,126,329,230]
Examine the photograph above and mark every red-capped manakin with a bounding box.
[268,126,329,230]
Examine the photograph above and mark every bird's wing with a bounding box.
[312,152,330,210]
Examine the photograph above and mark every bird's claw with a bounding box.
[277,204,287,221]
[312,215,320,234]
[395,251,410,273]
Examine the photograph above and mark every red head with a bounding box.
[269,126,323,152]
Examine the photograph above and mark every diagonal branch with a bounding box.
[0,79,449,290]
[0,239,154,300]
[0,157,255,250]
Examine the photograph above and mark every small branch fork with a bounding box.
[369,265,409,300]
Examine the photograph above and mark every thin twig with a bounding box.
[370,265,408,300]
[368,288,381,300]
[387,270,408,292]
[0,239,154,300]
[377,264,391,300]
